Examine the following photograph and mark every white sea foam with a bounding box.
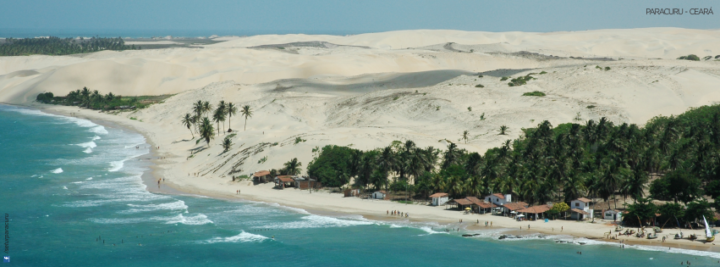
[71,181,83,184]
[83,148,93,153]
[121,200,189,214]
[166,213,213,225]
[51,168,63,173]
[63,186,68,190]
[92,136,101,141]
[108,160,124,172]
[203,232,269,244]
[86,177,93,180]
[418,226,449,235]
[258,214,373,229]
[76,141,97,148]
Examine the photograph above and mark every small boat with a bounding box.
[653,227,662,233]
[689,234,697,241]
[647,233,657,239]
[636,232,645,238]
[615,226,623,232]
[704,215,715,242]
[674,232,683,239]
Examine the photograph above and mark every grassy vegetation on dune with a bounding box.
[36,88,172,111]
[522,91,546,96]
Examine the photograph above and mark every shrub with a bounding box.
[500,76,509,81]
[678,54,700,61]
[475,84,484,88]
[478,74,484,78]
[436,106,440,111]
[258,156,267,164]
[596,65,601,69]
[294,137,306,144]
[703,56,712,61]
[715,55,720,59]
[539,71,547,75]
[36,92,54,103]
[604,67,610,71]
[508,76,533,87]
[467,107,472,112]
[393,96,399,101]
[508,83,515,87]
[480,113,485,120]
[306,145,359,187]
[522,91,546,96]
[586,105,596,109]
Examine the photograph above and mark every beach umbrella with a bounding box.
[465,207,471,210]
[517,214,525,217]
[510,211,517,214]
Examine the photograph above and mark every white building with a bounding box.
[484,193,511,206]
[429,192,449,206]
[372,190,387,199]
[604,210,623,221]
[570,197,594,220]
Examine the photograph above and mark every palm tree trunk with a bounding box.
[217,122,220,136]
[244,117,248,131]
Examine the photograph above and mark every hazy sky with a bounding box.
[1,0,717,34]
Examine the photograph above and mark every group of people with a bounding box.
[387,210,408,218]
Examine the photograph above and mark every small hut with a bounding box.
[274,175,295,189]
[252,170,271,184]
[372,190,387,199]
[429,193,449,206]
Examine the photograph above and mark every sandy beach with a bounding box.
[4,28,720,253]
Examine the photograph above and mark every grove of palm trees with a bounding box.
[183,100,248,148]
[308,105,720,226]
[1,36,139,56]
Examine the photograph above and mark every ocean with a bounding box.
[0,28,357,39]
[1,105,719,266]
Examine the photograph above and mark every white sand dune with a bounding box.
[3,28,720,250]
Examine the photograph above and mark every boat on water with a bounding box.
[704,215,715,242]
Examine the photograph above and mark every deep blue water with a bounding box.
[1,105,720,266]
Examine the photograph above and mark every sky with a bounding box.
[0,0,717,36]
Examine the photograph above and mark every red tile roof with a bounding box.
[570,208,589,215]
[276,175,294,182]
[466,197,497,209]
[429,193,448,198]
[254,170,270,177]
[452,198,473,205]
[502,202,528,211]
[493,193,505,199]
[517,205,551,214]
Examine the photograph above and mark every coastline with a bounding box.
[8,102,720,255]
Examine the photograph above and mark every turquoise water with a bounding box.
[1,105,719,266]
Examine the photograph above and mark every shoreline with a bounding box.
[6,102,720,255]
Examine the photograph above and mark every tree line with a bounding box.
[307,105,720,226]
[36,88,164,110]
[1,36,140,56]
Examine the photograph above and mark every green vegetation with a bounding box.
[462,130,469,144]
[522,91,546,97]
[467,107,472,112]
[604,67,611,71]
[508,75,534,87]
[499,125,509,135]
[222,136,233,152]
[500,77,509,81]
[258,156,267,164]
[306,105,720,226]
[283,158,302,175]
[539,71,547,75]
[478,74,484,78]
[703,56,712,61]
[0,36,140,56]
[241,105,253,131]
[677,54,700,61]
[36,88,171,111]
[393,96,399,101]
[182,100,242,147]
[586,105,596,109]
[480,113,486,120]
[295,137,307,144]
[475,84,484,88]
[547,202,569,219]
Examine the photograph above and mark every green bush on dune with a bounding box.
[678,54,700,61]
[522,91,546,97]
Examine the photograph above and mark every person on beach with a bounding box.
[528,224,530,229]
[386,210,389,215]
[561,226,563,232]
[405,213,408,218]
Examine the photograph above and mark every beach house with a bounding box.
[569,197,593,220]
[467,197,496,214]
[274,175,295,189]
[500,202,529,216]
[484,193,511,206]
[372,190,387,200]
[429,192,449,206]
[604,210,623,221]
[252,170,271,184]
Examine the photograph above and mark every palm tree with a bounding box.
[200,117,214,147]
[241,105,253,131]
[226,102,237,132]
[500,125,509,135]
[202,101,212,117]
[213,106,226,135]
[217,101,227,129]
[182,113,195,138]
[462,130,469,144]
[222,136,232,152]
[283,158,302,175]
